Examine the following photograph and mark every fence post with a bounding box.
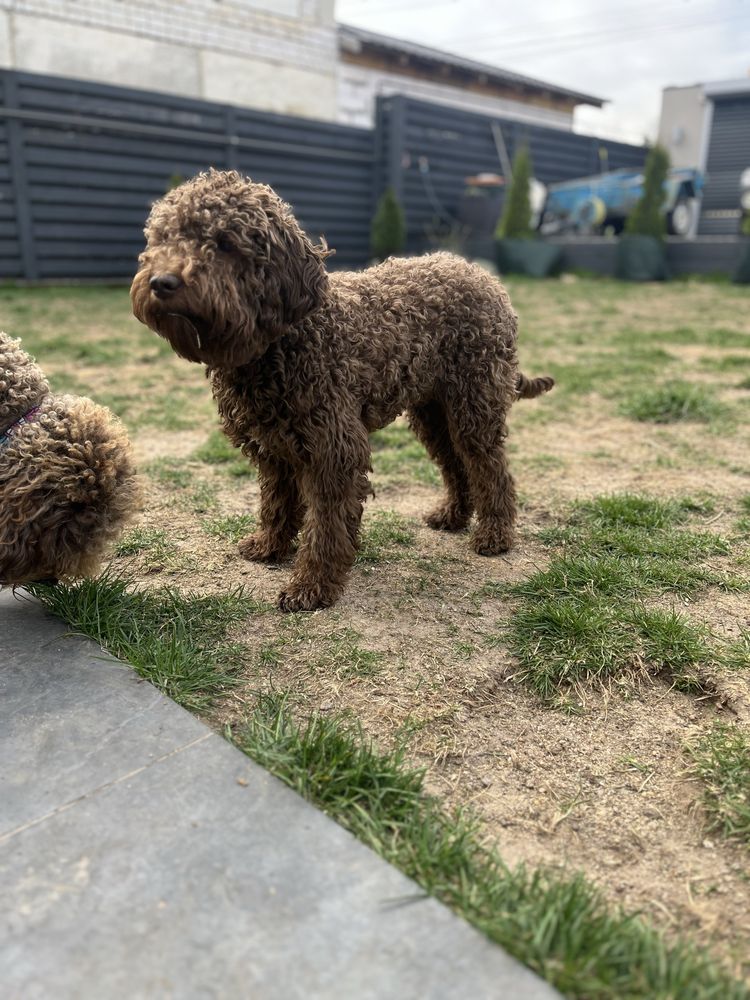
[4,72,39,280]
[225,105,240,171]
[383,94,406,203]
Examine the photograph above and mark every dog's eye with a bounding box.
[215,234,235,253]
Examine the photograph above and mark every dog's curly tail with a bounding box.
[515,372,555,399]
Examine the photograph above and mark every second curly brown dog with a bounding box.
[131,169,553,611]
[0,331,141,585]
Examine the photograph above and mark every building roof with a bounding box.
[338,23,605,109]
[704,78,750,99]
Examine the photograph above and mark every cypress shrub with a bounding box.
[496,145,534,240]
[625,145,670,240]
[371,187,406,261]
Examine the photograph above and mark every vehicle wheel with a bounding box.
[668,197,696,236]
[574,196,606,234]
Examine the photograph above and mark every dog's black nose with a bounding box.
[149,273,183,297]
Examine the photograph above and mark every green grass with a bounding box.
[28,573,256,711]
[192,430,255,478]
[186,482,219,514]
[620,381,728,424]
[687,723,750,846]
[547,347,675,398]
[699,353,750,373]
[115,526,175,558]
[721,630,750,671]
[315,627,384,677]
[639,326,750,349]
[231,695,747,999]
[737,496,750,535]
[370,424,439,486]
[357,511,417,564]
[502,494,739,700]
[505,596,715,700]
[202,514,256,544]
[115,526,179,570]
[145,457,194,489]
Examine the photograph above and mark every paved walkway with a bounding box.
[1,589,559,999]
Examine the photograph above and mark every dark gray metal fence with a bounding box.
[0,69,375,279]
[2,69,662,281]
[375,95,647,254]
[699,94,750,236]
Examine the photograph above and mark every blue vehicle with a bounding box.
[539,167,704,237]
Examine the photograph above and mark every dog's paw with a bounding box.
[471,525,514,556]
[424,504,471,533]
[238,532,288,563]
[278,581,341,613]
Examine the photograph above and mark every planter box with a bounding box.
[615,234,668,281]
[495,239,563,278]
[732,239,750,284]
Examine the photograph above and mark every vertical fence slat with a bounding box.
[3,74,39,280]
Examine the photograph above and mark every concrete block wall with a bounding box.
[0,0,338,121]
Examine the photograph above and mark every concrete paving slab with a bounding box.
[0,589,209,834]
[0,589,560,999]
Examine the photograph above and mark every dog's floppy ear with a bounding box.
[262,207,331,328]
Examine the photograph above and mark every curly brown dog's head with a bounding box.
[131,169,331,367]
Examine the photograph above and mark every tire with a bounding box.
[668,197,696,236]
[573,196,607,234]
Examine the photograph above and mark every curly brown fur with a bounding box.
[132,169,553,611]
[0,333,142,585]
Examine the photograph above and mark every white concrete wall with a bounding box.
[201,51,335,120]
[337,61,574,130]
[0,0,338,121]
[657,85,710,169]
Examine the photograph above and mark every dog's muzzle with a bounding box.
[149,273,183,299]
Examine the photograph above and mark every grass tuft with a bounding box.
[370,424,439,486]
[621,381,727,424]
[28,573,256,711]
[357,511,417,564]
[232,695,746,999]
[145,457,194,489]
[202,513,256,544]
[115,526,176,560]
[507,494,732,699]
[315,627,384,677]
[192,430,255,478]
[687,723,750,846]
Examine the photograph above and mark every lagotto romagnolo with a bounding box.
[0,332,141,585]
[131,169,553,611]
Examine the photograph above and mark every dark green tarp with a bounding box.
[732,241,750,284]
[615,235,668,281]
[495,239,563,278]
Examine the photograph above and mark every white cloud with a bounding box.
[336,0,750,144]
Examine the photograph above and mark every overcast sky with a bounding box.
[336,0,750,144]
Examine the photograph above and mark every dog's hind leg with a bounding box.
[445,391,516,556]
[407,401,473,532]
[239,455,304,562]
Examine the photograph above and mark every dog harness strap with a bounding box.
[0,405,42,446]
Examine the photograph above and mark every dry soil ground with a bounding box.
[3,274,749,978]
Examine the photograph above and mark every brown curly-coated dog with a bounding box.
[131,169,553,611]
[0,332,141,585]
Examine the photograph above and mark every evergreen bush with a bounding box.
[371,187,406,261]
[624,145,670,240]
[496,145,534,240]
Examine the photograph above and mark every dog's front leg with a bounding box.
[239,454,304,563]
[278,425,370,612]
